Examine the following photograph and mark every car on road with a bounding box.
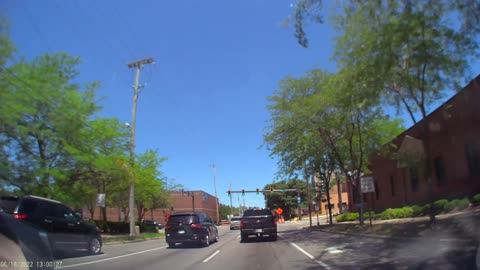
[240,208,277,242]
[0,195,102,255]
[142,219,164,230]
[0,209,55,269]
[165,212,218,248]
[230,216,241,230]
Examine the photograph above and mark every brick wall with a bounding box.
[82,190,219,223]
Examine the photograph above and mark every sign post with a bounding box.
[360,177,375,226]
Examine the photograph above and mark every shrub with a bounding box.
[472,194,480,204]
[412,205,425,217]
[433,199,449,214]
[140,225,158,233]
[380,208,395,220]
[335,214,346,222]
[456,198,470,210]
[335,212,359,222]
[400,206,414,218]
[345,212,359,221]
[445,200,458,212]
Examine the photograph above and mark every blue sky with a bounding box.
[2,1,477,208]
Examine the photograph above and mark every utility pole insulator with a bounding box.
[127,57,154,69]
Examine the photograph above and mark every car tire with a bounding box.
[203,235,210,247]
[270,234,277,241]
[240,234,247,243]
[88,236,102,255]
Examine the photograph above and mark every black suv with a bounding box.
[0,195,102,255]
[165,212,218,248]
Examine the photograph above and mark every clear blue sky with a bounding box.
[2,1,477,208]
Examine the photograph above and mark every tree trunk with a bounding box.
[422,108,436,226]
[326,182,333,225]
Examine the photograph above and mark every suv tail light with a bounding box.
[191,223,202,229]
[165,224,172,230]
[14,213,27,220]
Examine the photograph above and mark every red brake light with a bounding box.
[14,213,27,220]
[165,224,172,230]
[191,223,202,229]
[240,220,244,228]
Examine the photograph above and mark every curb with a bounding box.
[103,237,165,246]
[309,228,475,244]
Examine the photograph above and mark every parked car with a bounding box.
[165,212,218,248]
[142,219,164,229]
[0,195,102,255]
[0,209,54,269]
[230,216,241,230]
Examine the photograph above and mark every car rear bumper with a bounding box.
[241,227,277,236]
[165,233,205,244]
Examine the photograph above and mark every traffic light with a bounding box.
[241,189,245,196]
[227,190,232,197]
[256,188,260,195]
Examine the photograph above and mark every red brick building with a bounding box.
[83,190,219,224]
[365,75,480,212]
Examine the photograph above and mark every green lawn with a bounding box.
[103,232,165,243]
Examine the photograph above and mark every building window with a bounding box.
[466,143,480,177]
[374,181,380,200]
[410,167,419,192]
[325,204,334,210]
[434,156,447,186]
[390,176,395,196]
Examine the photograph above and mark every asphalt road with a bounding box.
[54,221,480,270]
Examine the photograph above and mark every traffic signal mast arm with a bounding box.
[227,189,297,193]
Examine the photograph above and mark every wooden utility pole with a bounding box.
[210,163,220,224]
[127,57,154,237]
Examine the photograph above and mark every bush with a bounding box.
[433,199,449,214]
[140,225,158,233]
[380,207,413,220]
[456,198,470,210]
[412,205,426,217]
[445,200,458,212]
[92,220,130,234]
[335,212,359,222]
[335,214,346,222]
[472,194,480,204]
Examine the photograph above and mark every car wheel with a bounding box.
[270,234,277,241]
[240,234,247,243]
[203,235,210,247]
[214,232,219,242]
[88,236,102,255]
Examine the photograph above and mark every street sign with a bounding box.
[360,177,375,193]
[96,193,106,207]
[314,205,319,211]
[276,208,283,215]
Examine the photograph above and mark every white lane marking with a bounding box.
[290,242,331,270]
[291,242,314,259]
[202,250,220,263]
[236,235,240,238]
[56,246,167,269]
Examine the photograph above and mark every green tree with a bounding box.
[0,52,100,197]
[265,70,403,224]
[134,149,169,223]
[263,179,306,220]
[332,0,480,224]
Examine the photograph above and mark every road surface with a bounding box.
[54,221,479,270]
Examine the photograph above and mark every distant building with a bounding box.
[361,75,480,212]
[312,175,350,215]
[83,190,219,223]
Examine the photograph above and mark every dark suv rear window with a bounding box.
[0,197,19,214]
[243,209,273,216]
[168,214,199,224]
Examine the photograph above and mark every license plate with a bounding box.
[255,229,263,233]
[178,230,185,234]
